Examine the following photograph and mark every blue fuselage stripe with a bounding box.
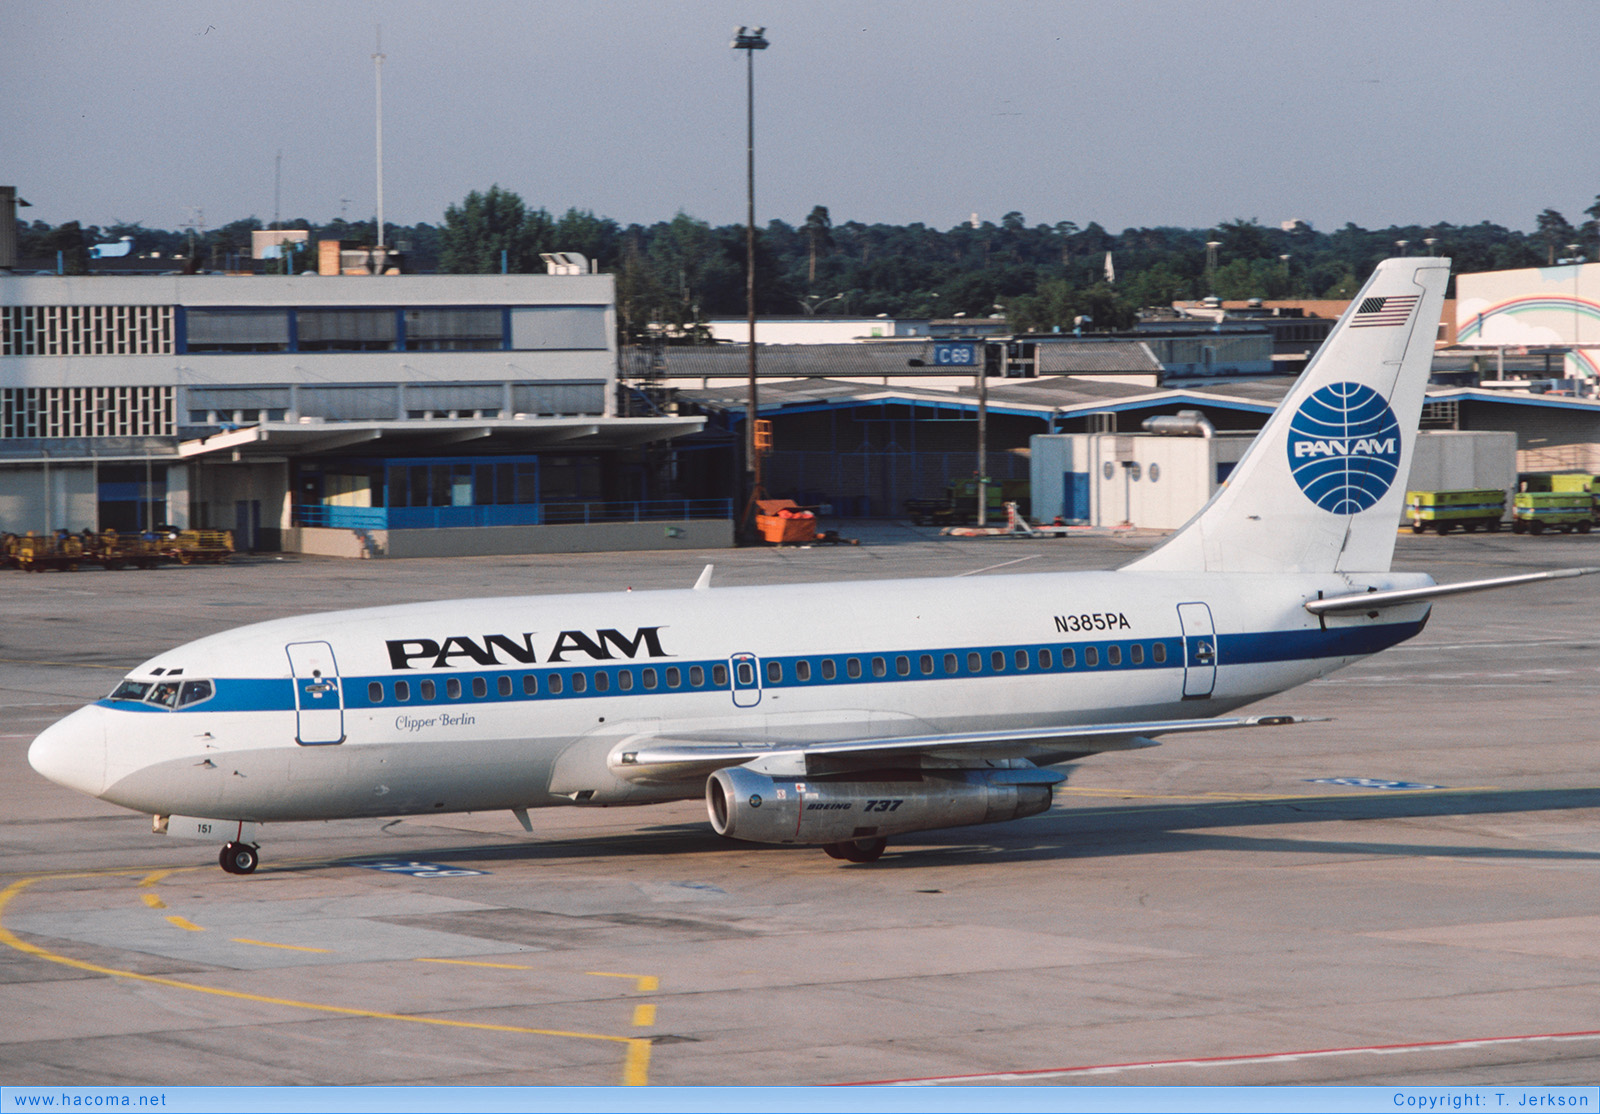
[94,620,1420,716]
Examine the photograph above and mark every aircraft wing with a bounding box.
[1306,567,1599,615]
[610,714,1321,784]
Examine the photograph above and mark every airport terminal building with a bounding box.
[0,268,725,556]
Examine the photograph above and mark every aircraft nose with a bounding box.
[29,704,108,797]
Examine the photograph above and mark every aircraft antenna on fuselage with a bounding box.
[693,564,714,590]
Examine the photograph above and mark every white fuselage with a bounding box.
[29,567,1433,825]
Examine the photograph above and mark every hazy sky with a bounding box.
[4,0,1598,236]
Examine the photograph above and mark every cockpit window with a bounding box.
[109,680,152,702]
[178,680,215,708]
[147,681,182,709]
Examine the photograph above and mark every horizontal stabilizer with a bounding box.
[1306,567,1600,615]
[612,714,1325,782]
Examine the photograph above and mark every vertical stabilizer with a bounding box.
[1125,257,1450,574]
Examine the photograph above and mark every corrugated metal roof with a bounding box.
[647,342,938,379]
[1033,340,1162,374]
[643,338,1167,379]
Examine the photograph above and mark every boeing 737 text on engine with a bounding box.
[28,258,1597,872]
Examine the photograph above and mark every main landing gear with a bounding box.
[219,841,260,874]
[822,837,888,863]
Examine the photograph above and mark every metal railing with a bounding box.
[295,499,732,531]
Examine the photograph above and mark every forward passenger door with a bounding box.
[287,641,345,744]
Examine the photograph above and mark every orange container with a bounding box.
[755,499,818,544]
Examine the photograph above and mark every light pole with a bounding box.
[731,26,768,527]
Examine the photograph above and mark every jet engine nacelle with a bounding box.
[706,763,1062,846]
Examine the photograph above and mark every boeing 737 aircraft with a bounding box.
[27,257,1595,873]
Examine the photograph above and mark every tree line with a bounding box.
[16,187,1599,340]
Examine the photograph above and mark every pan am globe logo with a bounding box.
[1286,382,1403,514]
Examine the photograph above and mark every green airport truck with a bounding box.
[1511,491,1596,534]
[1405,489,1507,534]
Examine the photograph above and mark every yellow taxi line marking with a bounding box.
[141,893,166,909]
[589,971,659,992]
[164,915,204,932]
[138,871,173,888]
[0,876,645,1085]
[231,937,331,953]
[623,1038,652,1086]
[414,957,537,970]
[0,657,127,671]
[632,1003,657,1027]
[1055,787,1499,803]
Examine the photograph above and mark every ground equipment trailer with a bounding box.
[1405,489,1507,534]
[160,530,235,564]
[8,532,86,572]
[1511,491,1595,534]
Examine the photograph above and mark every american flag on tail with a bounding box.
[1350,294,1419,327]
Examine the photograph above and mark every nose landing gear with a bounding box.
[219,841,259,874]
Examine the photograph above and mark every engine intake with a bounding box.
[706,764,1062,845]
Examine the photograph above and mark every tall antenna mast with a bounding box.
[373,24,385,250]
[273,150,282,229]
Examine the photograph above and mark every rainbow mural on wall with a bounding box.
[1456,262,1600,377]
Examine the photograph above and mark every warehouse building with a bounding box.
[1,255,722,556]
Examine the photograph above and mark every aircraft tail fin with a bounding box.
[1125,257,1450,575]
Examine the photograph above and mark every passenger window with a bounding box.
[618,670,634,692]
[665,666,681,688]
[871,657,886,678]
[368,682,383,703]
[1038,648,1053,670]
[896,656,910,677]
[498,675,513,696]
[713,664,728,687]
[944,653,958,674]
[795,660,811,682]
[689,665,705,687]
[547,674,563,695]
[572,673,588,694]
[472,677,487,698]
[967,652,981,673]
[766,661,782,683]
[991,651,1005,672]
[737,662,755,685]
[1084,647,1099,667]
[846,658,862,679]
[1107,645,1122,666]
[148,681,181,709]
[1061,648,1076,668]
[1014,649,1028,670]
[110,680,152,702]
[642,667,658,690]
[1152,642,1167,663]
[446,678,462,699]
[1130,644,1144,665]
[179,680,215,707]
[821,659,836,680]
[920,654,934,675]
[593,672,609,693]
[395,680,410,702]
[420,679,436,700]
[522,675,537,696]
